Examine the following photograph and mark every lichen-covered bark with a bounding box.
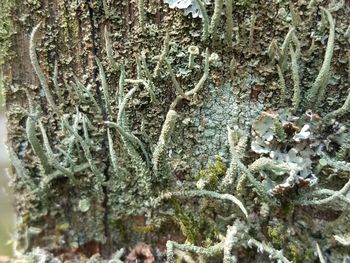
[2,0,350,262]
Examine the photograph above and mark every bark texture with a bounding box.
[2,0,350,262]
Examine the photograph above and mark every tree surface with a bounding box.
[1,0,350,262]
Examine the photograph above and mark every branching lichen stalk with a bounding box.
[74,76,101,113]
[62,115,104,191]
[247,239,292,263]
[210,0,223,45]
[290,45,301,112]
[223,226,238,263]
[165,59,187,98]
[118,63,126,108]
[137,0,145,32]
[306,8,335,109]
[30,23,59,113]
[226,127,277,204]
[153,31,170,78]
[316,243,326,263]
[117,82,139,124]
[26,111,50,174]
[277,64,286,103]
[105,121,150,167]
[279,27,295,72]
[140,55,156,102]
[248,13,257,50]
[193,0,209,41]
[7,146,36,190]
[152,110,178,178]
[224,0,233,48]
[166,240,224,263]
[38,121,74,180]
[52,60,62,103]
[96,57,112,116]
[323,89,350,123]
[298,178,350,206]
[107,128,118,174]
[185,48,210,96]
[187,46,199,70]
[104,26,118,70]
[157,189,248,219]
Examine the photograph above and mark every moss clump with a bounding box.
[287,242,313,263]
[267,225,284,248]
[171,200,220,246]
[195,157,226,190]
[133,224,156,234]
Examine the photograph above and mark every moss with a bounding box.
[287,242,313,263]
[267,225,284,248]
[170,199,220,246]
[195,157,226,190]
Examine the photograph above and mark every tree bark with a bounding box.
[2,0,350,262]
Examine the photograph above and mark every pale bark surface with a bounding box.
[2,0,350,262]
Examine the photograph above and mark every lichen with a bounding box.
[5,1,350,262]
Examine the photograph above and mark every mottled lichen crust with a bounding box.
[4,0,350,262]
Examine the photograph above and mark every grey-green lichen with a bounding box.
[5,0,350,262]
[224,0,233,48]
[210,0,223,45]
[305,8,335,109]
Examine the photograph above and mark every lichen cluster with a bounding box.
[4,0,350,262]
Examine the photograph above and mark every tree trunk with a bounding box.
[2,0,350,262]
